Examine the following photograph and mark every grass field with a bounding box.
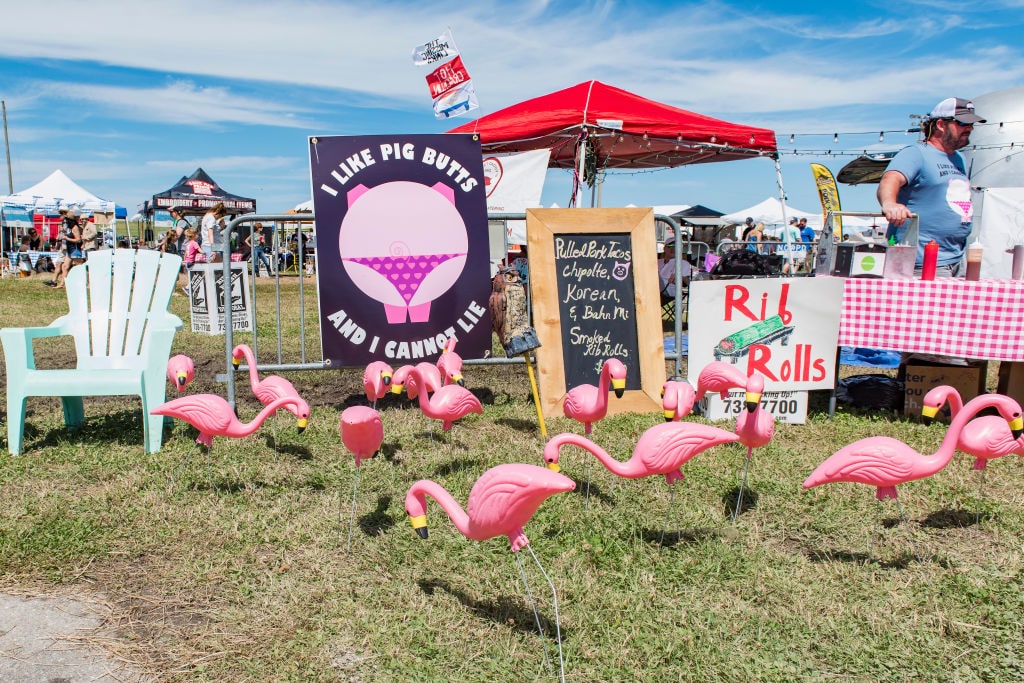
[1,273,1023,682]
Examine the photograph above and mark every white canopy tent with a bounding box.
[0,169,117,214]
[0,170,123,265]
[722,196,879,238]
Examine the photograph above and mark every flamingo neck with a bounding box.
[936,395,1006,469]
[947,390,964,416]
[236,345,262,393]
[243,397,298,435]
[549,433,632,477]
[410,481,471,538]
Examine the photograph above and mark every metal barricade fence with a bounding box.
[219,212,691,406]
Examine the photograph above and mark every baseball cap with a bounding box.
[928,97,986,124]
[789,217,798,224]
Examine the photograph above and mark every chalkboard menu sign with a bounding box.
[527,208,665,419]
[553,233,642,392]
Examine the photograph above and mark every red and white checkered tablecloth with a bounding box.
[839,277,1024,361]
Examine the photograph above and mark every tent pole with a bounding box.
[573,131,586,208]
[774,156,795,273]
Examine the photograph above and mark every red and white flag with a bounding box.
[412,29,479,119]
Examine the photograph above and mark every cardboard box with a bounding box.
[904,360,987,422]
[997,361,1024,407]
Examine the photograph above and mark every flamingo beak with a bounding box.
[382,372,392,386]
[454,374,465,386]
[231,356,241,368]
[409,514,428,539]
[176,372,188,388]
[921,405,939,425]
[1010,416,1024,440]
[545,460,561,473]
[745,391,762,413]
[296,418,308,434]
[612,379,626,398]
[663,410,675,422]
[391,383,404,395]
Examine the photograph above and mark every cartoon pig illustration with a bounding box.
[340,180,468,324]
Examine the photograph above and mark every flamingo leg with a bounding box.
[976,468,987,525]
[659,481,677,546]
[526,544,566,683]
[584,458,593,510]
[893,498,921,564]
[205,444,216,491]
[346,466,360,554]
[514,551,553,676]
[732,446,754,522]
[168,441,203,492]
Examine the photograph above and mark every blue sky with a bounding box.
[2,0,1022,218]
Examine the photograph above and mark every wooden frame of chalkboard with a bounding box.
[527,208,665,419]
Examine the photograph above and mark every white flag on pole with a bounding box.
[411,29,459,66]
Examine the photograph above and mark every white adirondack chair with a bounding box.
[1,249,183,455]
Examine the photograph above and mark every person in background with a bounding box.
[159,229,178,255]
[246,223,273,276]
[743,220,764,253]
[169,206,191,254]
[878,96,985,276]
[80,216,99,255]
[798,217,815,244]
[27,227,42,251]
[50,207,84,289]
[658,238,691,297]
[201,202,227,263]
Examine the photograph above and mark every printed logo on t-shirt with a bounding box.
[946,177,973,221]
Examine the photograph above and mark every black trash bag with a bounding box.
[835,374,904,411]
[710,249,780,278]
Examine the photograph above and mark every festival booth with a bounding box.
[1,169,124,275]
[143,168,256,244]
[448,80,782,417]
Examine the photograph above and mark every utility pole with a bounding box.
[2,100,12,193]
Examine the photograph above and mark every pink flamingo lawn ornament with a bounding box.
[151,393,305,489]
[922,385,1024,469]
[405,364,482,438]
[661,379,697,422]
[562,358,627,435]
[694,360,747,402]
[362,361,394,408]
[405,463,575,680]
[391,362,443,400]
[340,405,384,552]
[562,358,627,504]
[436,337,465,386]
[731,373,774,521]
[166,354,195,393]
[803,393,1023,516]
[922,385,1024,511]
[544,422,741,541]
[232,344,311,444]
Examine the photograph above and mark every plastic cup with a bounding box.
[1012,244,1024,280]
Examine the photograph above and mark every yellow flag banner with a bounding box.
[810,163,843,237]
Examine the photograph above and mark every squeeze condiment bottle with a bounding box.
[965,239,983,281]
[921,240,938,280]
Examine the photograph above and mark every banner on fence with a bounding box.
[187,262,253,335]
[308,133,492,366]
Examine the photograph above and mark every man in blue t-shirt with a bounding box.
[877,97,985,276]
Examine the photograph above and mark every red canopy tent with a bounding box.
[447,80,777,173]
